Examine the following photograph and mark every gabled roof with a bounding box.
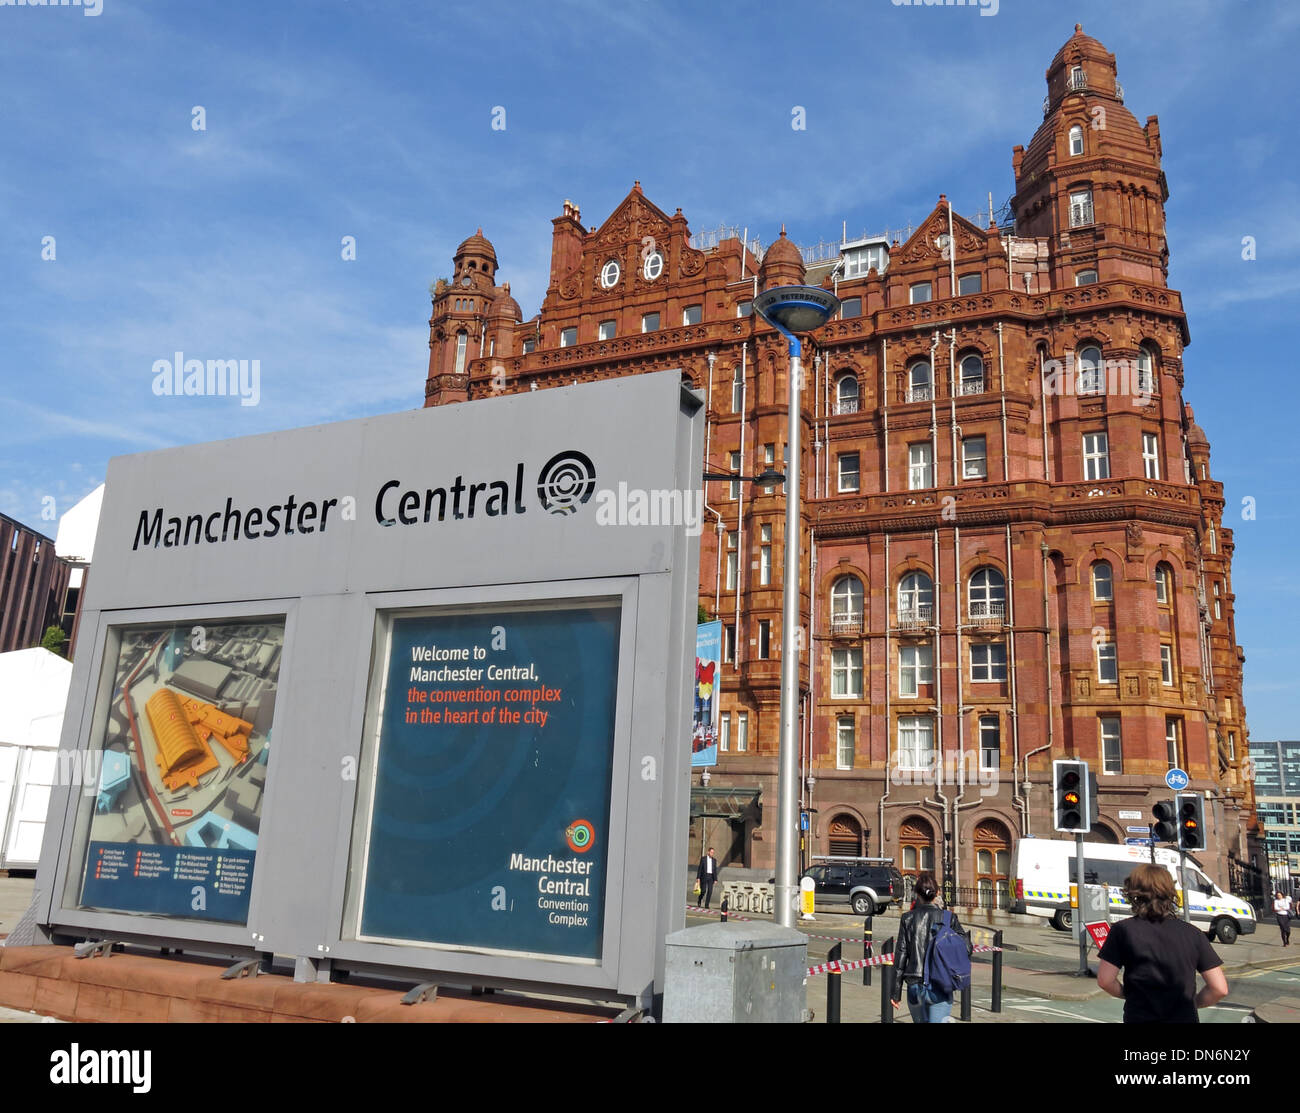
[893,200,988,267]
[585,181,678,252]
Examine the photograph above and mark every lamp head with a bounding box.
[753,285,841,340]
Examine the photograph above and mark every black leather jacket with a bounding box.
[891,902,967,1002]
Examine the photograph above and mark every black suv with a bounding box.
[801,861,903,916]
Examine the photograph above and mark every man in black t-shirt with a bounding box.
[1097,863,1229,1023]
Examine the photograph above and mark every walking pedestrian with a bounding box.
[1274,889,1293,947]
[696,847,720,910]
[1097,863,1228,1023]
[890,871,971,1023]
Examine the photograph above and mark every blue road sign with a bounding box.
[1126,837,1155,846]
[800,811,810,832]
[1165,768,1189,791]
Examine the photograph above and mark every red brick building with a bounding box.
[422,26,1258,899]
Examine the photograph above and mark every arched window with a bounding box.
[908,361,932,402]
[968,567,1006,622]
[1155,562,1173,606]
[1138,345,1157,395]
[835,373,859,414]
[828,813,862,854]
[831,575,864,634]
[1075,269,1098,286]
[1069,125,1084,156]
[974,820,1013,910]
[899,816,936,885]
[453,331,468,374]
[1078,344,1103,394]
[898,572,934,627]
[960,354,984,395]
[1092,560,1113,602]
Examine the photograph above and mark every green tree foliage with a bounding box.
[40,625,67,657]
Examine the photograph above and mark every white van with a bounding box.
[1011,837,1257,944]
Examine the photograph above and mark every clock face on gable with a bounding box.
[462,276,473,286]
[600,259,621,289]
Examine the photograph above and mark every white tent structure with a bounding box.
[0,648,73,870]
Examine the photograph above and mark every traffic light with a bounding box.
[1053,759,1092,833]
[1177,793,1206,852]
[1152,799,1178,843]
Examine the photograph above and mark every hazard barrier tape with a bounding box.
[688,905,1003,977]
[808,954,895,976]
[689,905,1003,950]
[808,945,1003,978]
[689,905,873,942]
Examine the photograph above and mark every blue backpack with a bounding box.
[924,910,972,995]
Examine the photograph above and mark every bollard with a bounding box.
[960,981,972,1022]
[992,929,1003,1014]
[880,936,895,1024]
[862,915,873,987]
[827,942,842,1024]
[720,895,729,924]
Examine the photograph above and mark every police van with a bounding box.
[1011,837,1256,944]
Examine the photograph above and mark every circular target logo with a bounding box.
[536,450,596,516]
[566,819,595,853]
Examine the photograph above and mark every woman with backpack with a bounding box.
[890,871,972,1023]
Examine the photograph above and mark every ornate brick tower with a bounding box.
[425,230,519,405]
[418,27,1260,906]
[1012,24,1169,288]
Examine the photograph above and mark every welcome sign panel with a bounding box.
[354,600,621,961]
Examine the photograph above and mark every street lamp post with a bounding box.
[752,285,840,928]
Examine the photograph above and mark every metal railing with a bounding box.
[906,385,933,403]
[833,397,860,415]
[1068,71,1089,92]
[830,612,864,636]
[895,605,933,631]
[967,601,1005,626]
[943,883,1013,911]
[959,379,985,396]
[1228,855,1269,916]
[689,224,764,260]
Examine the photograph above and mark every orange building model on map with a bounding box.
[144,688,252,790]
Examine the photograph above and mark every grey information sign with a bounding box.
[30,371,704,1008]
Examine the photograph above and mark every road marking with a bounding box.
[1238,963,1300,979]
[1006,1003,1108,1023]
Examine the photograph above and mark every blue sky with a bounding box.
[1,0,1296,736]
